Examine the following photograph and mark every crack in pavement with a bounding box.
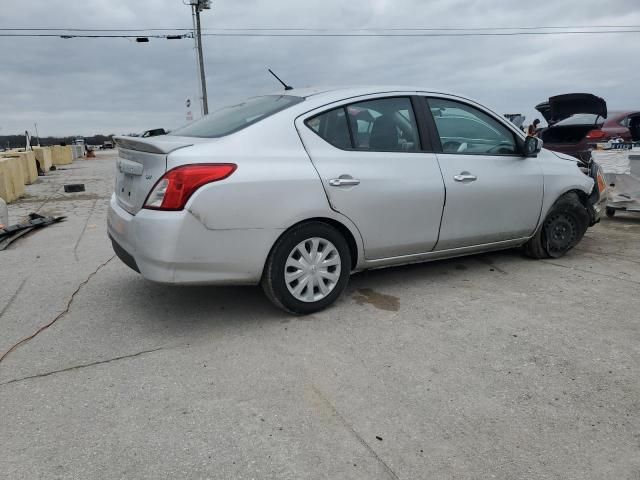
[311,385,400,480]
[34,185,62,214]
[0,277,28,320]
[0,347,165,387]
[541,259,640,285]
[73,198,98,262]
[0,255,115,365]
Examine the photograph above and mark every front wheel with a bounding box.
[524,192,590,259]
[606,207,616,218]
[262,222,351,315]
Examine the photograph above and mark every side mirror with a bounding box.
[523,136,543,157]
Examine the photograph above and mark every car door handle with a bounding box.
[453,173,477,182]
[329,177,360,187]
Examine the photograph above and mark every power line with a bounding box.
[0,33,191,39]
[2,30,640,39]
[206,25,640,31]
[2,24,640,40]
[198,30,640,37]
[0,27,193,31]
[1,25,640,32]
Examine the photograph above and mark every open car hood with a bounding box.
[535,93,608,125]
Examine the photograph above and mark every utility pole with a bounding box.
[189,0,210,116]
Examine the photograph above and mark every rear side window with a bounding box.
[306,107,351,149]
[171,95,303,138]
[348,97,419,152]
[305,97,419,152]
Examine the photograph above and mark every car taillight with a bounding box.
[586,129,607,140]
[144,163,236,211]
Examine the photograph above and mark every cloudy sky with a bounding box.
[1,0,639,137]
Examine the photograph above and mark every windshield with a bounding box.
[554,114,605,127]
[171,95,303,138]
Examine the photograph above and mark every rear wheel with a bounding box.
[606,207,616,218]
[262,222,351,315]
[524,192,590,259]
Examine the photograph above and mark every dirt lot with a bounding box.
[1,151,639,479]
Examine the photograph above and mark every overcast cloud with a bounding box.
[1,0,639,136]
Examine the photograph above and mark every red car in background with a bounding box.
[535,94,640,162]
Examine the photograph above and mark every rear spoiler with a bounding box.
[114,135,195,154]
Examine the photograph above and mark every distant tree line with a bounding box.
[0,134,115,149]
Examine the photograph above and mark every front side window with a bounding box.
[171,95,303,138]
[429,98,517,155]
[305,97,419,152]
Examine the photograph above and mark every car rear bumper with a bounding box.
[107,194,282,285]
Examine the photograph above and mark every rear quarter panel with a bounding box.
[165,113,365,264]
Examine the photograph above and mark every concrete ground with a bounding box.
[1,151,639,479]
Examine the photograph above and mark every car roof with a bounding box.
[266,85,492,115]
[255,85,527,135]
[258,85,502,117]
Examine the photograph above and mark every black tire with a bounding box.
[261,221,352,315]
[524,192,590,259]
[605,207,616,218]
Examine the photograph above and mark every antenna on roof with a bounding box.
[268,68,293,91]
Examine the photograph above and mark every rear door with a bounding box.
[424,96,544,250]
[296,96,445,260]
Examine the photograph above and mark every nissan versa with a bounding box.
[107,87,607,314]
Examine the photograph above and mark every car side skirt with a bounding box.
[357,237,529,271]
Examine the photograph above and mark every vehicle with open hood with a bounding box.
[536,93,640,161]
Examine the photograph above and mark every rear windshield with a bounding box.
[554,114,605,126]
[170,95,303,138]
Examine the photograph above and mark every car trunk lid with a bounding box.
[535,93,608,125]
[113,135,204,215]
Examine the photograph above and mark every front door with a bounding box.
[425,96,544,250]
[296,96,445,260]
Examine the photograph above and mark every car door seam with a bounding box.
[432,153,448,252]
[293,120,368,254]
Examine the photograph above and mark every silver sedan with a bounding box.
[107,86,607,314]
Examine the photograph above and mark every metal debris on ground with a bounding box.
[0,213,66,251]
[63,184,85,193]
